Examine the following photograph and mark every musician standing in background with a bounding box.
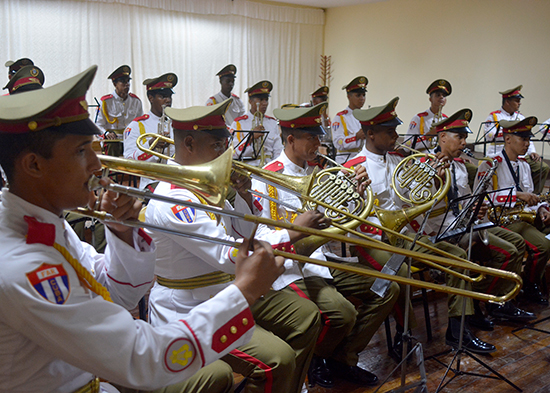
[4,57,34,80]
[230,80,283,167]
[331,76,368,164]
[347,99,496,356]
[0,65,285,393]
[96,65,143,157]
[476,117,550,305]
[484,86,549,194]
[124,72,176,190]
[430,110,534,325]
[252,103,398,388]
[146,100,324,393]
[206,64,245,126]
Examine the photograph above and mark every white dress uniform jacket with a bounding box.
[404,108,448,153]
[0,190,253,392]
[145,160,292,325]
[483,108,534,156]
[331,107,363,164]
[230,111,283,167]
[345,147,417,240]
[475,151,546,213]
[123,111,174,189]
[206,92,245,126]
[96,91,143,136]
[250,151,332,290]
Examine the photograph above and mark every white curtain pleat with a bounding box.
[1,0,324,116]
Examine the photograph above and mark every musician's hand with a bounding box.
[90,177,143,245]
[231,172,253,210]
[517,191,540,206]
[530,152,541,162]
[431,153,449,180]
[353,164,371,195]
[252,125,265,138]
[288,210,331,243]
[356,129,366,140]
[234,238,285,305]
[537,206,550,226]
[104,131,118,140]
[475,201,489,220]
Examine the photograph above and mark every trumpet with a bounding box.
[83,156,522,303]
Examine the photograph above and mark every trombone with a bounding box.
[92,149,522,303]
[132,134,485,278]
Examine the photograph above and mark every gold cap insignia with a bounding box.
[30,68,38,77]
[80,100,88,111]
[167,75,174,82]
[262,82,268,88]
[465,112,471,121]
[529,118,536,125]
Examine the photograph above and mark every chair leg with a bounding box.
[384,317,393,352]
[417,271,432,341]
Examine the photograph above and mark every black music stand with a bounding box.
[427,188,522,392]
[400,134,436,153]
[231,129,269,162]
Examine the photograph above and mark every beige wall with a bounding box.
[324,0,550,152]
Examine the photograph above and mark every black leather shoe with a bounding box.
[445,318,496,354]
[307,355,333,388]
[467,314,494,331]
[523,283,549,305]
[487,302,537,322]
[328,359,379,386]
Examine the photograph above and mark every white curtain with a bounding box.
[0,0,324,116]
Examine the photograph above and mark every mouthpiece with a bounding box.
[461,148,474,158]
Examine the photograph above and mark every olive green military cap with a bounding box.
[5,58,34,76]
[3,65,45,94]
[274,102,327,135]
[311,86,329,98]
[165,99,233,137]
[216,64,237,78]
[0,65,99,135]
[143,73,178,92]
[499,85,523,99]
[353,97,402,127]
[342,76,368,93]
[432,109,473,134]
[500,116,537,137]
[426,79,452,96]
[108,65,131,80]
[245,80,273,97]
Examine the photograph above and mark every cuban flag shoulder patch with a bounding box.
[171,202,196,223]
[26,263,70,304]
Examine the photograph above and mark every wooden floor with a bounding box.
[306,290,550,393]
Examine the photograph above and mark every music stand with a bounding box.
[231,129,269,162]
[427,188,522,392]
[400,133,436,153]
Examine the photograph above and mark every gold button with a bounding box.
[282,246,286,251]
[220,335,227,343]
[242,318,249,326]
[230,326,237,334]
[28,121,37,131]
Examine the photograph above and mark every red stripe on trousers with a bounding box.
[289,282,330,344]
[524,239,540,283]
[229,348,273,393]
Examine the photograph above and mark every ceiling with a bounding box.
[266,0,384,9]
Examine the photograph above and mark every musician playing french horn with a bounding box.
[345,100,497,356]
[427,110,534,326]
[475,116,550,305]
[229,80,283,167]
[123,73,176,190]
[250,102,396,388]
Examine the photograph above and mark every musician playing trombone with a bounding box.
[475,117,550,305]
[146,100,326,393]
[346,100,497,356]
[428,110,534,325]
[123,73,177,191]
[0,66,286,393]
[250,102,397,388]
[483,86,549,194]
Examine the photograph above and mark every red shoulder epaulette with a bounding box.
[133,114,149,122]
[417,111,429,117]
[128,92,140,100]
[343,156,366,169]
[231,93,240,99]
[234,115,248,122]
[388,151,404,157]
[101,94,114,101]
[442,113,448,118]
[494,155,503,163]
[264,161,284,172]
[453,157,465,164]
[264,115,275,120]
[490,110,501,115]
[336,109,348,116]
